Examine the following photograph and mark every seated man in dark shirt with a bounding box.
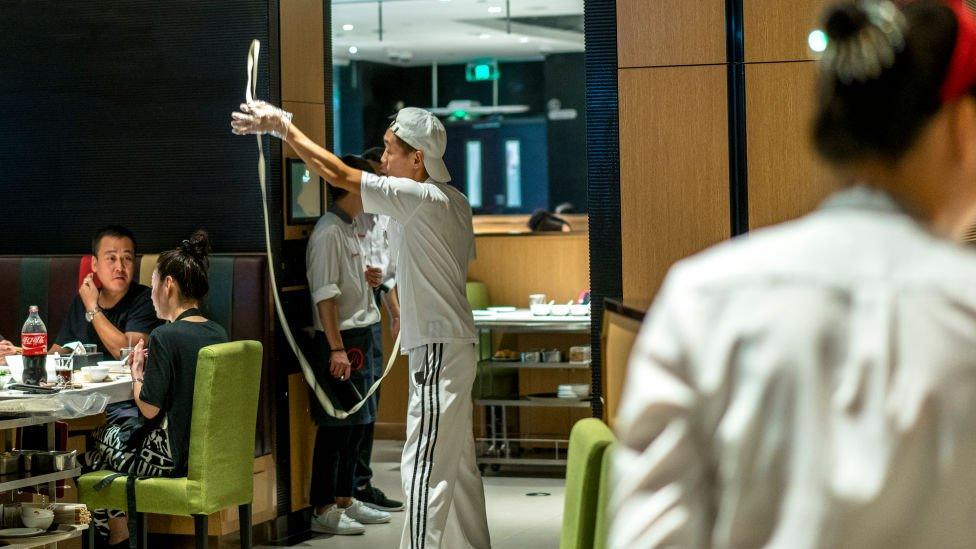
[50,226,161,359]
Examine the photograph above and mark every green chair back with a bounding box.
[593,443,616,549]
[466,281,491,310]
[560,418,615,549]
[186,340,264,511]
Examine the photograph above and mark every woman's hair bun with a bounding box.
[817,0,907,84]
[179,230,211,262]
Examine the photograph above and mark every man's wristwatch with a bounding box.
[85,306,102,323]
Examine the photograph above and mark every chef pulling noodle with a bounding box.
[232,39,491,549]
[242,40,398,421]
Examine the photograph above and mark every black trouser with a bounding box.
[310,423,368,507]
[355,292,385,489]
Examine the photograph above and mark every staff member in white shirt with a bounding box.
[343,154,406,513]
[305,175,392,536]
[233,106,489,549]
[610,1,976,548]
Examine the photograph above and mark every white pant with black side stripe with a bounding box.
[400,342,491,549]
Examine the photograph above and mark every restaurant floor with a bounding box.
[250,440,565,548]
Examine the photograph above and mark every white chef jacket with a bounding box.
[354,213,397,291]
[306,207,381,331]
[360,171,477,352]
[611,186,976,549]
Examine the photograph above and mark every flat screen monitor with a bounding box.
[287,158,324,224]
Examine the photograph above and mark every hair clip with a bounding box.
[817,0,907,85]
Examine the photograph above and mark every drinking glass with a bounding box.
[119,347,133,370]
[54,356,73,387]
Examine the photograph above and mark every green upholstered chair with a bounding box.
[466,281,491,310]
[78,340,264,549]
[560,418,616,549]
[593,443,616,549]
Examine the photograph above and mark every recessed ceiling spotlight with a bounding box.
[519,36,530,43]
[342,24,354,31]
[488,6,502,13]
[349,46,359,54]
[479,33,492,39]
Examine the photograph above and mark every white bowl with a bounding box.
[98,360,125,373]
[570,304,590,316]
[81,366,110,382]
[551,305,571,316]
[568,384,590,399]
[21,508,53,530]
[530,304,552,316]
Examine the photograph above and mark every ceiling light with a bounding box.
[342,24,354,31]
[479,33,492,39]
[488,6,502,13]
[349,46,359,54]
[519,36,530,43]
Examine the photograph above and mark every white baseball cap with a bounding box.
[390,107,451,183]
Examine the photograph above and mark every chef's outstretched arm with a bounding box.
[231,100,362,194]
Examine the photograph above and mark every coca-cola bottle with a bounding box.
[20,306,47,385]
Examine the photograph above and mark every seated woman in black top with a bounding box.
[83,231,228,547]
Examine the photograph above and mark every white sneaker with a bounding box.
[310,506,366,535]
[344,499,392,524]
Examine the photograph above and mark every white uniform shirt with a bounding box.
[360,171,477,351]
[612,186,976,549]
[306,208,381,331]
[354,213,397,291]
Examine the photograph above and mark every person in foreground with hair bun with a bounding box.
[81,231,228,548]
[611,1,976,547]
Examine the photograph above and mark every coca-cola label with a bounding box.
[21,333,47,356]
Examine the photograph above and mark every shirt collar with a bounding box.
[819,185,907,216]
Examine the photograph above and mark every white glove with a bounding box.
[231,100,293,139]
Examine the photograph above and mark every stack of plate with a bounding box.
[557,384,579,399]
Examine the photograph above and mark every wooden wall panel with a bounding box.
[468,234,590,308]
[746,62,835,229]
[617,0,726,68]
[280,0,325,103]
[619,66,731,300]
[288,373,316,512]
[744,0,830,62]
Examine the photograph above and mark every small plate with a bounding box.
[486,306,516,313]
[0,527,45,537]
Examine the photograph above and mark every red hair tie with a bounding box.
[940,0,976,102]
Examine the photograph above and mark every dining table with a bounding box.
[0,355,133,406]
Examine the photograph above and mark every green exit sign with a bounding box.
[466,59,499,82]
